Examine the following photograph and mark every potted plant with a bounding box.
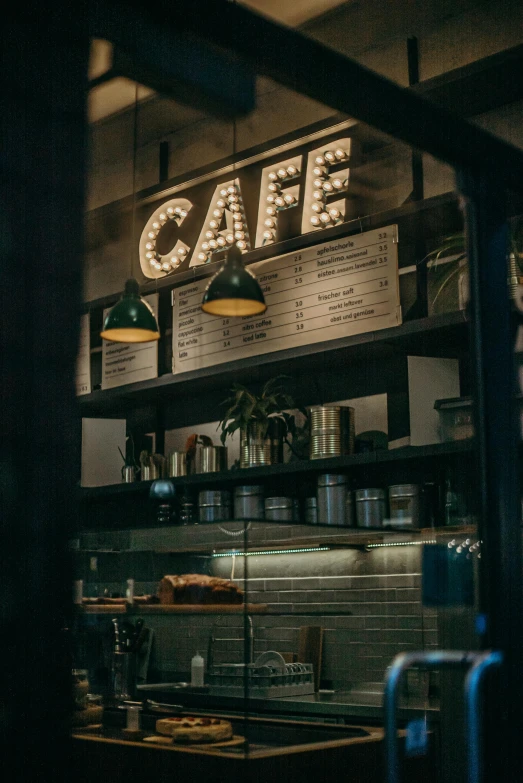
[217,376,307,468]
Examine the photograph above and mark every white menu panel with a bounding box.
[102,293,159,390]
[76,313,91,395]
[172,226,400,374]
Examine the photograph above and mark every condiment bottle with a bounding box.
[191,651,205,687]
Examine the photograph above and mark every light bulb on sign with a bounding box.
[234,221,243,230]
[277,167,288,179]
[205,230,214,239]
[162,261,171,271]
[329,208,341,220]
[264,218,275,228]
[236,239,246,250]
[268,171,278,181]
[220,188,228,196]
[324,150,336,163]
[267,194,276,204]
[315,155,325,165]
[287,165,298,177]
[284,193,295,205]
[209,220,219,229]
[266,206,276,216]
[202,242,209,251]
[320,212,331,224]
[310,215,321,226]
[209,239,218,249]
[274,196,285,207]
[313,166,326,177]
[335,148,346,160]
[322,181,333,193]
[312,190,324,201]
[178,247,187,256]
[268,182,280,193]
[263,229,275,240]
[145,242,154,250]
[152,222,161,230]
[213,209,222,218]
[217,236,226,247]
[226,233,234,244]
[311,202,323,213]
[234,231,245,240]
[313,178,324,189]
[145,251,154,259]
[227,185,236,194]
[148,231,157,240]
[198,252,206,262]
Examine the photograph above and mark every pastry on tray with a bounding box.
[155,716,233,744]
[158,574,243,605]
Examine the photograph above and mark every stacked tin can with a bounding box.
[308,405,355,459]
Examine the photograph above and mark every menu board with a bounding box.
[76,313,91,395]
[172,225,400,374]
[102,293,159,390]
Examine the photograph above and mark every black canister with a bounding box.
[198,490,232,522]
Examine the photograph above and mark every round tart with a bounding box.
[155,716,233,744]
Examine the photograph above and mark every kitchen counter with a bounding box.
[71,711,437,783]
[137,682,439,723]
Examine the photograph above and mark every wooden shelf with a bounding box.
[77,603,266,615]
[78,439,472,502]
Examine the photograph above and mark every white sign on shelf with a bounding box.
[172,226,401,374]
[76,313,91,395]
[101,293,159,390]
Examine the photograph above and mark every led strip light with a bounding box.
[212,546,330,558]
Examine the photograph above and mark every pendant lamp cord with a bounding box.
[130,84,139,279]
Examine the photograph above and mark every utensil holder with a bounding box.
[111,651,137,701]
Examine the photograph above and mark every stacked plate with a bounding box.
[309,405,355,459]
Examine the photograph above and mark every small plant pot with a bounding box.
[240,421,271,468]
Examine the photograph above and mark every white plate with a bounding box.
[254,651,286,670]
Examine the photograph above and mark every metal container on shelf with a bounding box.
[305,497,318,525]
[198,490,232,522]
[388,484,421,528]
[308,405,355,459]
[196,445,228,474]
[317,474,348,526]
[168,451,187,477]
[355,488,386,528]
[234,485,265,520]
[265,497,293,521]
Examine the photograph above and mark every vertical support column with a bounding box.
[459,170,523,781]
[0,8,88,780]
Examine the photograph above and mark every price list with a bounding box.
[172,225,400,374]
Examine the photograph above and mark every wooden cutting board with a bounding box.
[298,626,323,691]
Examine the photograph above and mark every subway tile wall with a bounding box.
[77,543,437,690]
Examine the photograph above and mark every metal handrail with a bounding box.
[384,650,477,783]
[465,651,503,783]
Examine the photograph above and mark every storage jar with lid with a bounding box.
[388,484,420,528]
[317,474,348,526]
[198,490,232,522]
[234,485,264,520]
[264,497,293,521]
[305,497,318,524]
[355,488,386,527]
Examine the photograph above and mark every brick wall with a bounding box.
[77,543,437,690]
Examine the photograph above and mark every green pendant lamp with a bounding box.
[100,278,160,342]
[101,86,160,344]
[201,243,267,316]
[201,111,266,318]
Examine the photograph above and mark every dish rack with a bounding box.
[208,661,315,698]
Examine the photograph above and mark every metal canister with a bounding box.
[234,485,264,520]
[305,497,318,525]
[355,488,386,528]
[388,484,420,528]
[196,446,228,474]
[317,474,348,525]
[265,497,293,521]
[309,405,355,459]
[198,490,232,522]
[168,451,187,477]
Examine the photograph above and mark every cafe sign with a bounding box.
[139,123,360,279]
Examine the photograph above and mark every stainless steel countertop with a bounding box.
[137,683,439,722]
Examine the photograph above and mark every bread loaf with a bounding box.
[158,574,243,605]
